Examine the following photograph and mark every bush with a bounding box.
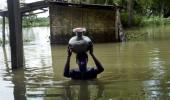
[0,39,2,45]
[121,12,129,27]
[121,12,143,27]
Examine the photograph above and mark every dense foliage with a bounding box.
[22,15,49,27]
[79,0,170,27]
[1,0,170,27]
[79,0,170,17]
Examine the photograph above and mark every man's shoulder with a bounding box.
[70,68,81,75]
[70,68,80,72]
[87,67,97,72]
[69,67,98,80]
[70,67,97,73]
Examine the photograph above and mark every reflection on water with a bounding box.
[0,26,170,100]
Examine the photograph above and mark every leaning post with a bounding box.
[2,15,6,47]
[7,0,24,69]
[115,8,125,42]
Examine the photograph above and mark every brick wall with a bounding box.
[49,3,116,44]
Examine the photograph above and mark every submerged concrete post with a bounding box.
[2,16,5,47]
[7,0,24,69]
[115,9,119,41]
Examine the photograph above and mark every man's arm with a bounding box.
[64,47,72,77]
[89,44,104,74]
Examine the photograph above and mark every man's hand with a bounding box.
[64,46,72,78]
[89,43,93,55]
[67,46,72,57]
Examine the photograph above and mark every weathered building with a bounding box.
[49,1,121,44]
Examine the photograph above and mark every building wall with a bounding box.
[50,3,116,44]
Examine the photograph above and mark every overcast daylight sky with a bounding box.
[0,0,48,17]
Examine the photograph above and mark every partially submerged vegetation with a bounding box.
[143,17,170,26]
[125,28,149,41]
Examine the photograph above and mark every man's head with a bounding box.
[76,53,88,72]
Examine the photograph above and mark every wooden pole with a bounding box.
[2,16,6,47]
[7,0,24,69]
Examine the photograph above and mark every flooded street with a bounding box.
[0,26,170,100]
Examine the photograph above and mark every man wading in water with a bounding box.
[63,44,104,80]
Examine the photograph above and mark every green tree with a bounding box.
[127,0,133,27]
